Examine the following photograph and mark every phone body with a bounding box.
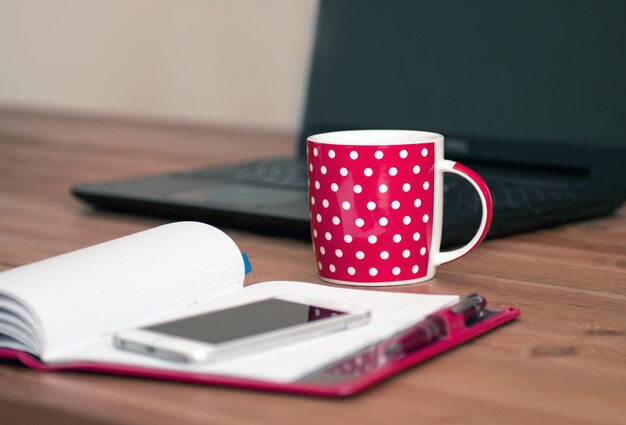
[113,295,371,363]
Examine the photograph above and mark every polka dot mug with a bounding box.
[307,130,493,286]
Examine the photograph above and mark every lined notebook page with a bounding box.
[0,222,245,358]
[58,281,458,382]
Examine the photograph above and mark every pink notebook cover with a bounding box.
[0,303,520,397]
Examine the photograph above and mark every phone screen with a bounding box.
[144,298,347,344]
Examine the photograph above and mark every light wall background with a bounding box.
[0,0,318,132]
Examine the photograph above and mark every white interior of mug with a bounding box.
[308,130,443,146]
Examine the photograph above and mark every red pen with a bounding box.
[386,294,487,357]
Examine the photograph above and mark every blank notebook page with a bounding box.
[63,281,458,382]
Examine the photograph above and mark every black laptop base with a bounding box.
[72,159,623,248]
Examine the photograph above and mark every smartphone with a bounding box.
[113,296,371,363]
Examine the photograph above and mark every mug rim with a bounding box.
[308,129,443,146]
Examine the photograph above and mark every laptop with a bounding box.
[72,0,626,247]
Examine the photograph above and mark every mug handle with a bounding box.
[434,160,493,266]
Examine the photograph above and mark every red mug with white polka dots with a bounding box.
[307,130,493,286]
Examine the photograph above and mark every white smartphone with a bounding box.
[113,295,371,363]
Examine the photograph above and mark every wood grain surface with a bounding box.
[0,107,624,425]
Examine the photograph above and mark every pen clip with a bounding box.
[449,293,486,324]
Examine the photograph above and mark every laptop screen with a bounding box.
[299,0,626,188]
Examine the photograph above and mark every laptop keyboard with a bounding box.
[174,158,582,213]
[444,176,580,214]
[174,158,308,189]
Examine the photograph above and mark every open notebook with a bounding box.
[0,222,519,396]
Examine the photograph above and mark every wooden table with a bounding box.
[1,107,624,425]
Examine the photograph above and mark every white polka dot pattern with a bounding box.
[308,142,434,283]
